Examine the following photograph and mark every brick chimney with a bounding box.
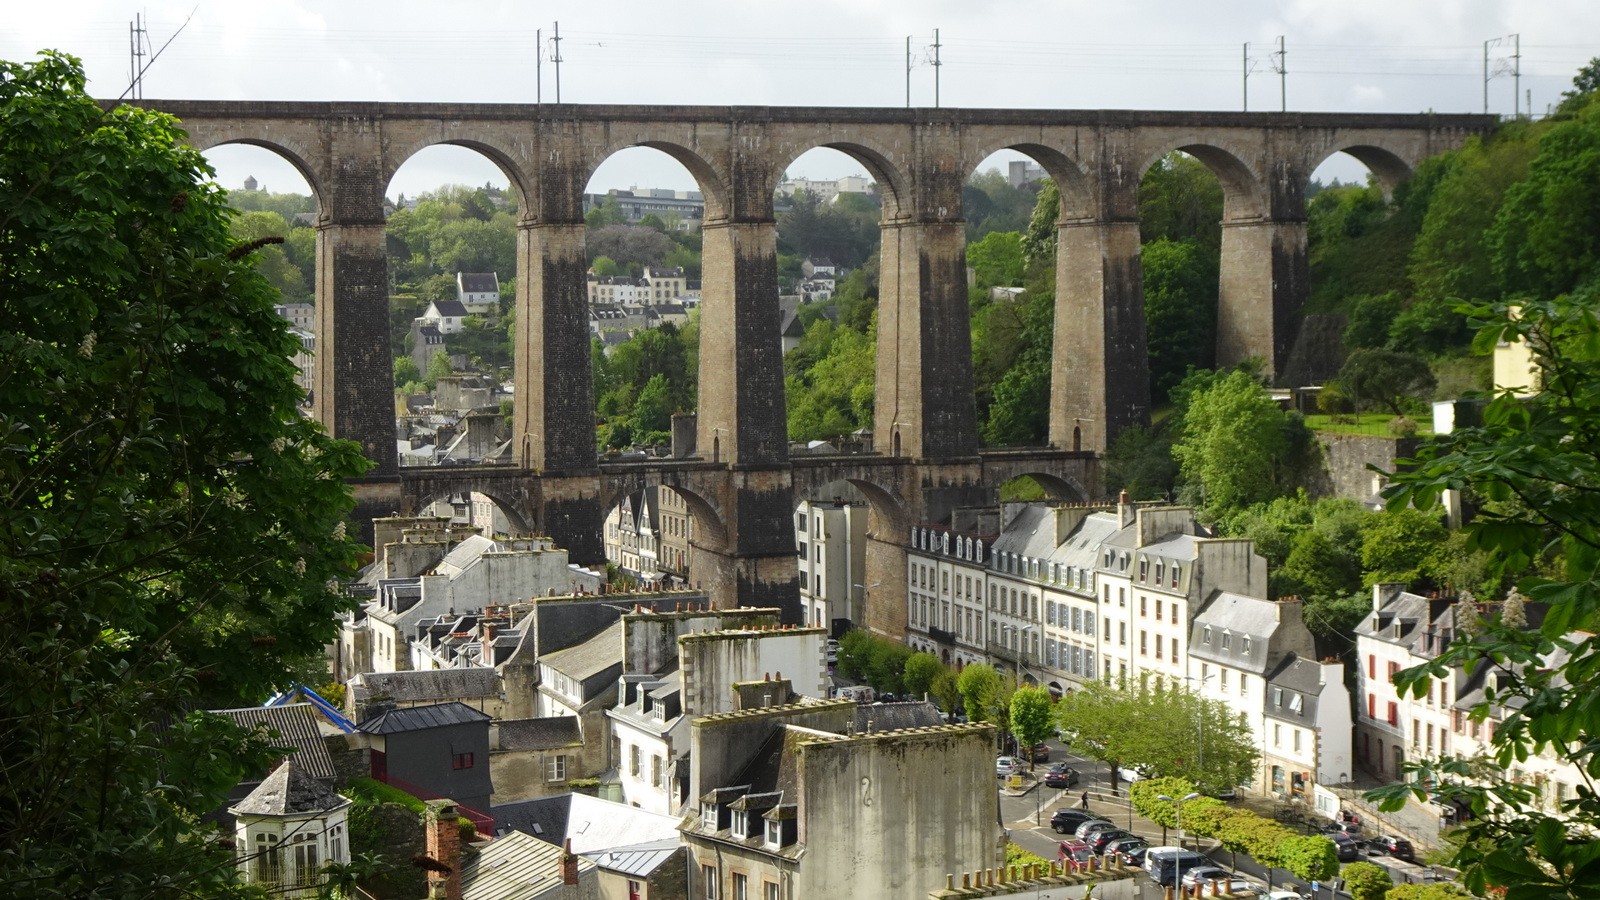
[561,838,580,885]
[425,800,463,900]
[1117,490,1135,527]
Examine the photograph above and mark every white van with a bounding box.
[1144,846,1210,886]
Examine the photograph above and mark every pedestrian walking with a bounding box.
[1079,790,1090,809]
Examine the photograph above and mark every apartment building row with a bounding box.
[1354,584,1583,833]
[904,496,1351,813]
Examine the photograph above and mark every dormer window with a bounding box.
[1155,562,1164,583]
[1203,626,1212,645]
[765,819,782,848]
[1221,631,1232,650]
[1170,565,1180,587]
[1289,693,1304,713]
[702,802,718,827]
[1241,636,1251,655]
[732,811,749,837]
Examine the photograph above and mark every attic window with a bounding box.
[765,818,782,848]
[732,811,749,837]
[1170,565,1180,587]
[1203,626,1212,645]
[1221,631,1231,650]
[702,802,718,828]
[1241,636,1252,655]
[1289,693,1304,713]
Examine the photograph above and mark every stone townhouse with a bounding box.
[682,698,999,900]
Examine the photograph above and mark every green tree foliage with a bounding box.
[394,355,422,386]
[590,255,622,276]
[1280,835,1340,883]
[1358,506,1449,587]
[1008,686,1056,765]
[835,629,873,681]
[1104,424,1180,501]
[1056,680,1257,793]
[595,321,698,449]
[902,652,942,699]
[1342,862,1394,900]
[956,662,1006,725]
[1488,97,1600,299]
[1173,370,1311,522]
[1557,56,1600,112]
[1336,349,1437,415]
[930,669,962,713]
[426,348,454,387]
[1139,152,1224,251]
[386,187,516,285]
[0,52,370,897]
[786,317,875,441]
[229,209,311,303]
[1142,237,1219,401]
[1371,291,1600,898]
[586,223,675,273]
[966,230,1025,289]
[1342,292,1406,350]
[964,168,1039,241]
[1021,178,1060,269]
[775,189,881,270]
[866,640,913,695]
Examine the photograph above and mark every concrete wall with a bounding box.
[621,607,779,676]
[1192,540,1269,602]
[489,745,582,805]
[678,629,829,717]
[796,724,999,900]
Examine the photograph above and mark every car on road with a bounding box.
[1329,833,1361,862]
[1057,839,1094,870]
[1030,743,1052,763]
[1181,866,1234,889]
[1050,809,1098,834]
[825,639,839,664]
[1074,819,1118,840]
[1043,765,1080,788]
[1088,828,1135,854]
[1264,892,1309,900]
[996,756,1022,778]
[1370,835,1416,862]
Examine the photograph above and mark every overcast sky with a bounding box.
[7,1,1596,199]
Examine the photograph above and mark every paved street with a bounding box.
[1000,741,1453,896]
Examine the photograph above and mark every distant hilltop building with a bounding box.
[242,175,259,191]
[1008,159,1047,187]
[455,272,500,318]
[776,173,873,204]
[583,188,704,230]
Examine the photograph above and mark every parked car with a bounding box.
[1057,839,1095,870]
[1104,835,1148,859]
[1074,819,1118,840]
[1088,828,1135,855]
[1050,808,1098,834]
[1044,765,1080,788]
[1116,840,1152,866]
[1329,833,1361,862]
[1117,765,1151,784]
[1030,743,1052,763]
[825,639,839,663]
[996,756,1022,778]
[1181,866,1234,889]
[1370,835,1416,862]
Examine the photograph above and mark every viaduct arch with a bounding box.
[151,100,1491,631]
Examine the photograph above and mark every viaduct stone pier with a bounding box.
[142,99,1492,629]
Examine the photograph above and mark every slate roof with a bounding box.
[460,830,591,900]
[540,620,624,681]
[211,703,335,779]
[429,299,471,318]
[436,534,498,576]
[229,759,350,817]
[1190,591,1282,675]
[854,700,943,733]
[351,668,500,705]
[989,504,1063,562]
[497,716,583,751]
[584,838,681,878]
[495,794,681,854]
[357,701,491,735]
[458,272,499,293]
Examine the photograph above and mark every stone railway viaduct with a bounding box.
[142,99,1492,633]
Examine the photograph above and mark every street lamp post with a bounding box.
[1159,791,1202,850]
[1186,673,1216,787]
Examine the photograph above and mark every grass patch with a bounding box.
[1303,413,1434,437]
